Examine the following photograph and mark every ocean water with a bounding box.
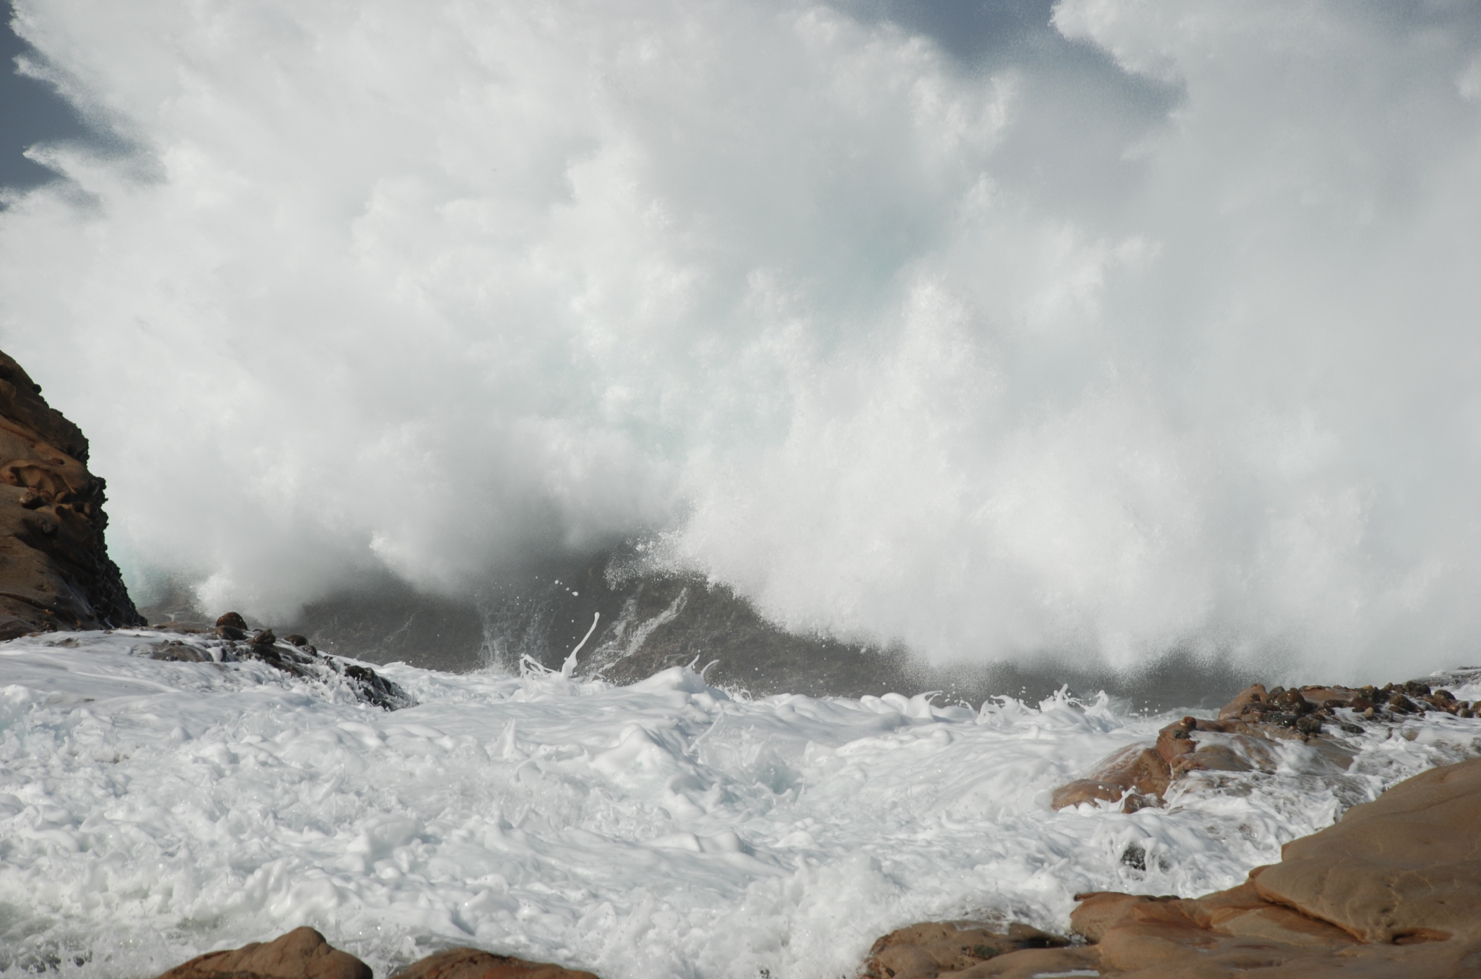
[4,633,1480,979]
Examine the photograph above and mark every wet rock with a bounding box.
[1253,755,1481,944]
[860,920,1071,979]
[147,640,206,662]
[283,634,309,648]
[216,611,249,641]
[1039,757,1481,977]
[0,349,143,639]
[154,927,369,979]
[389,947,598,979]
[251,628,277,646]
[1053,675,1481,813]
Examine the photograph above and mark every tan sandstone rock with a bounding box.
[1252,755,1481,945]
[154,927,370,979]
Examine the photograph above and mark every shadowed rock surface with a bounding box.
[0,349,142,639]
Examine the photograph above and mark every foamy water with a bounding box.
[4,633,1479,979]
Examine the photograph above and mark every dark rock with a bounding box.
[216,611,248,631]
[0,349,144,639]
[389,946,599,979]
[283,634,309,647]
[251,628,276,646]
[1295,714,1323,735]
[153,927,369,979]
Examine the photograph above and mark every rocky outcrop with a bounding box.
[0,349,142,639]
[154,928,370,979]
[151,931,598,979]
[1051,678,1479,812]
[870,755,1481,978]
[143,612,414,710]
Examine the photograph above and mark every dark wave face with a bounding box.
[5,1,1481,684]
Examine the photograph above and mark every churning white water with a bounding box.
[2,2,1481,677]
[4,633,1480,978]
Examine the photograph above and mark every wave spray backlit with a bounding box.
[2,1,1480,679]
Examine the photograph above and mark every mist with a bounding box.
[2,0,1479,682]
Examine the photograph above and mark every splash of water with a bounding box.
[2,1,1480,678]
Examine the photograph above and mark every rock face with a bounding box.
[152,931,598,979]
[154,928,370,979]
[0,349,143,639]
[873,756,1481,977]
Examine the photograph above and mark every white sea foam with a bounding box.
[3,633,1479,978]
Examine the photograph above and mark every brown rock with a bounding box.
[1253,755,1481,944]
[0,349,143,639]
[154,927,369,979]
[1050,743,1171,812]
[1217,682,1268,719]
[861,921,1068,979]
[939,945,1101,978]
[389,947,599,979]
[216,611,249,631]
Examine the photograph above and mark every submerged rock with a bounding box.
[0,349,143,639]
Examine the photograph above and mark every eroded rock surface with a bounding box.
[0,349,142,639]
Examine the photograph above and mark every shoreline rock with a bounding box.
[150,930,599,979]
[1051,677,1479,812]
[136,612,414,710]
[868,757,1481,976]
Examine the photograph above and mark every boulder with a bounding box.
[389,947,599,979]
[154,927,369,979]
[0,349,143,639]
